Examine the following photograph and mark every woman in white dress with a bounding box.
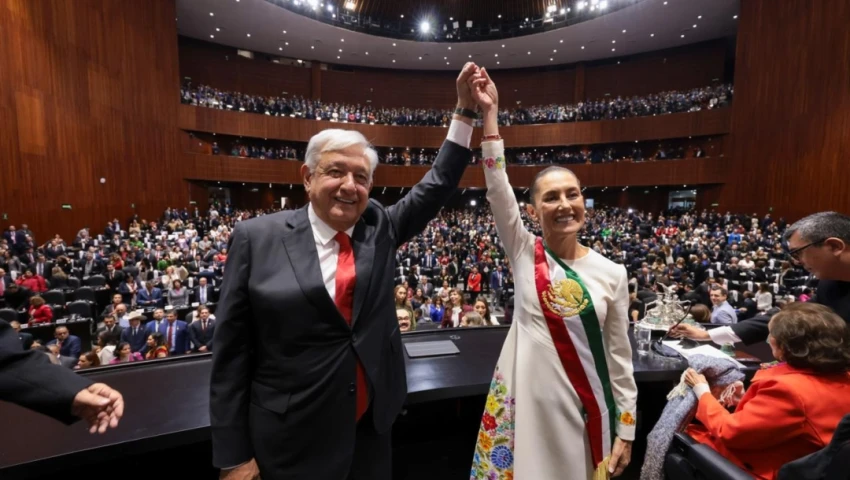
[467,68,638,479]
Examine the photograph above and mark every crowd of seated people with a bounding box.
[390,205,813,334]
[1,201,815,367]
[213,141,300,160]
[181,82,733,127]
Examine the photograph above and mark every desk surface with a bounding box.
[0,325,764,475]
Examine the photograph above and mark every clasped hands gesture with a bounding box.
[71,382,125,434]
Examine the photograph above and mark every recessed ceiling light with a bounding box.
[448,46,452,50]
[311,45,315,49]
[622,29,627,33]
[497,14,501,18]
[209,12,214,16]
[612,48,616,51]
[650,33,655,37]
[581,45,585,49]
[681,34,685,38]
[365,51,368,54]
[341,38,345,42]
[663,1,667,4]
[246,33,251,37]
[447,61,450,65]
[215,27,220,32]
[617,61,621,64]
[553,49,557,52]
[733,15,738,19]
[444,56,447,59]
[560,39,564,43]
[494,53,498,57]
[449,17,453,21]
[501,44,505,48]
[283,30,287,34]
[400,14,404,18]
[419,57,422,60]
[497,61,500,65]
[528,51,531,54]
[339,48,343,52]
[612,40,616,43]
[698,15,702,19]
[210,34,214,38]
[693,24,697,28]
[392,59,396,63]
[550,58,553,61]
[285,42,289,45]
[392,43,396,46]
[279,47,283,50]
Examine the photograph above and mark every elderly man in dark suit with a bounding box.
[211,63,480,480]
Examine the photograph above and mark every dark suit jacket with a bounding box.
[188,319,215,351]
[0,319,91,424]
[120,326,147,353]
[157,320,190,354]
[194,285,215,304]
[209,139,470,476]
[97,325,123,345]
[18,331,33,350]
[48,335,82,360]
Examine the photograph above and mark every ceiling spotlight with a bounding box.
[246,33,251,37]
[209,12,214,16]
[612,40,616,43]
[283,30,287,34]
[468,54,472,58]
[400,14,404,18]
[501,44,505,48]
[547,5,557,13]
[215,27,220,31]
[599,0,608,9]
[560,39,564,43]
[495,53,498,57]
[553,49,557,52]
[446,61,450,65]
[210,34,214,38]
[448,46,452,50]
[612,48,616,51]
[581,45,585,49]
[693,24,697,28]
[285,42,289,45]
[365,51,368,54]
[560,8,566,14]
[392,59,396,63]
[327,4,333,11]
[733,15,738,19]
[419,56,422,60]
[444,56,447,59]
[698,15,702,19]
[337,56,340,59]
[420,21,430,33]
[681,34,685,38]
[622,29,627,33]
[663,1,667,4]
[344,0,355,10]
[576,2,585,11]
[449,17,453,21]
[279,47,283,50]
[311,45,315,49]
[497,14,502,18]
[550,58,554,61]
[497,61,500,65]
[528,51,531,54]
[650,33,655,37]
[339,48,342,52]
[392,42,396,46]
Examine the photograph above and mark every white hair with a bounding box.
[304,129,379,179]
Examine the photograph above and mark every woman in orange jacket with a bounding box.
[28,295,54,325]
[684,302,850,480]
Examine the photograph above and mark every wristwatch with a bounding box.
[454,107,478,120]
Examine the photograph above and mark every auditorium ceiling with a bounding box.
[177,0,739,70]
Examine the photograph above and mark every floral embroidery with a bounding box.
[471,367,515,480]
[619,411,636,426]
[483,156,506,170]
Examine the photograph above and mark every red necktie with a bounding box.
[334,232,369,421]
[167,324,174,350]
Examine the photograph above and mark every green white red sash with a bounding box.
[534,238,617,476]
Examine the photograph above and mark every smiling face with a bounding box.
[302,146,372,231]
[527,169,586,240]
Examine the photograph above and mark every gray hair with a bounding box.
[783,212,850,243]
[304,129,378,179]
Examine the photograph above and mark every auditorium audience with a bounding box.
[181,82,732,127]
[109,342,143,364]
[683,303,850,480]
[145,332,168,359]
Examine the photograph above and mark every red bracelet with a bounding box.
[481,134,502,141]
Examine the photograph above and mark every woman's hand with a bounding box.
[683,368,708,388]
[608,437,632,477]
[467,68,499,114]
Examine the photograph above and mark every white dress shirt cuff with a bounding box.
[692,383,711,398]
[446,119,473,149]
[708,326,742,345]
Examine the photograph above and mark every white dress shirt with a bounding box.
[707,326,743,344]
[308,205,355,301]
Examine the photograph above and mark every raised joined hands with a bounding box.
[467,67,499,113]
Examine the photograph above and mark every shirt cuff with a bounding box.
[692,383,711,398]
[446,120,473,149]
[708,326,742,345]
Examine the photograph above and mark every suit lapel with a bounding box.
[281,207,347,327]
[351,218,374,326]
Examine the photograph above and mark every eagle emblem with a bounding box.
[543,278,589,318]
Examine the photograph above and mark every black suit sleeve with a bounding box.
[387,140,470,247]
[0,320,91,424]
[730,315,770,345]
[209,222,255,468]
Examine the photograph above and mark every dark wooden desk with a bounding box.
[0,325,767,478]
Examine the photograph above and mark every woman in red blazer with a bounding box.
[15,269,47,293]
[28,295,54,325]
[684,302,850,480]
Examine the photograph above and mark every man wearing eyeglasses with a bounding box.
[673,211,850,345]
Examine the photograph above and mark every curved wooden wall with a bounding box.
[183,153,726,188]
[178,105,731,149]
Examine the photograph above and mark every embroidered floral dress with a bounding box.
[470,140,638,480]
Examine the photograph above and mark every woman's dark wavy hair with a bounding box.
[770,302,850,373]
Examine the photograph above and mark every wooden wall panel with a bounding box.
[178,37,312,98]
[183,153,726,189]
[179,105,731,148]
[585,41,727,100]
[0,0,187,241]
[718,0,850,220]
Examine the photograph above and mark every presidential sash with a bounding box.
[534,238,617,479]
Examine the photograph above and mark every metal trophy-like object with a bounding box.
[640,283,694,330]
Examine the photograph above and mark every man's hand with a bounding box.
[669,323,711,341]
[468,68,499,114]
[455,62,479,110]
[608,437,632,477]
[220,458,260,480]
[71,383,125,434]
